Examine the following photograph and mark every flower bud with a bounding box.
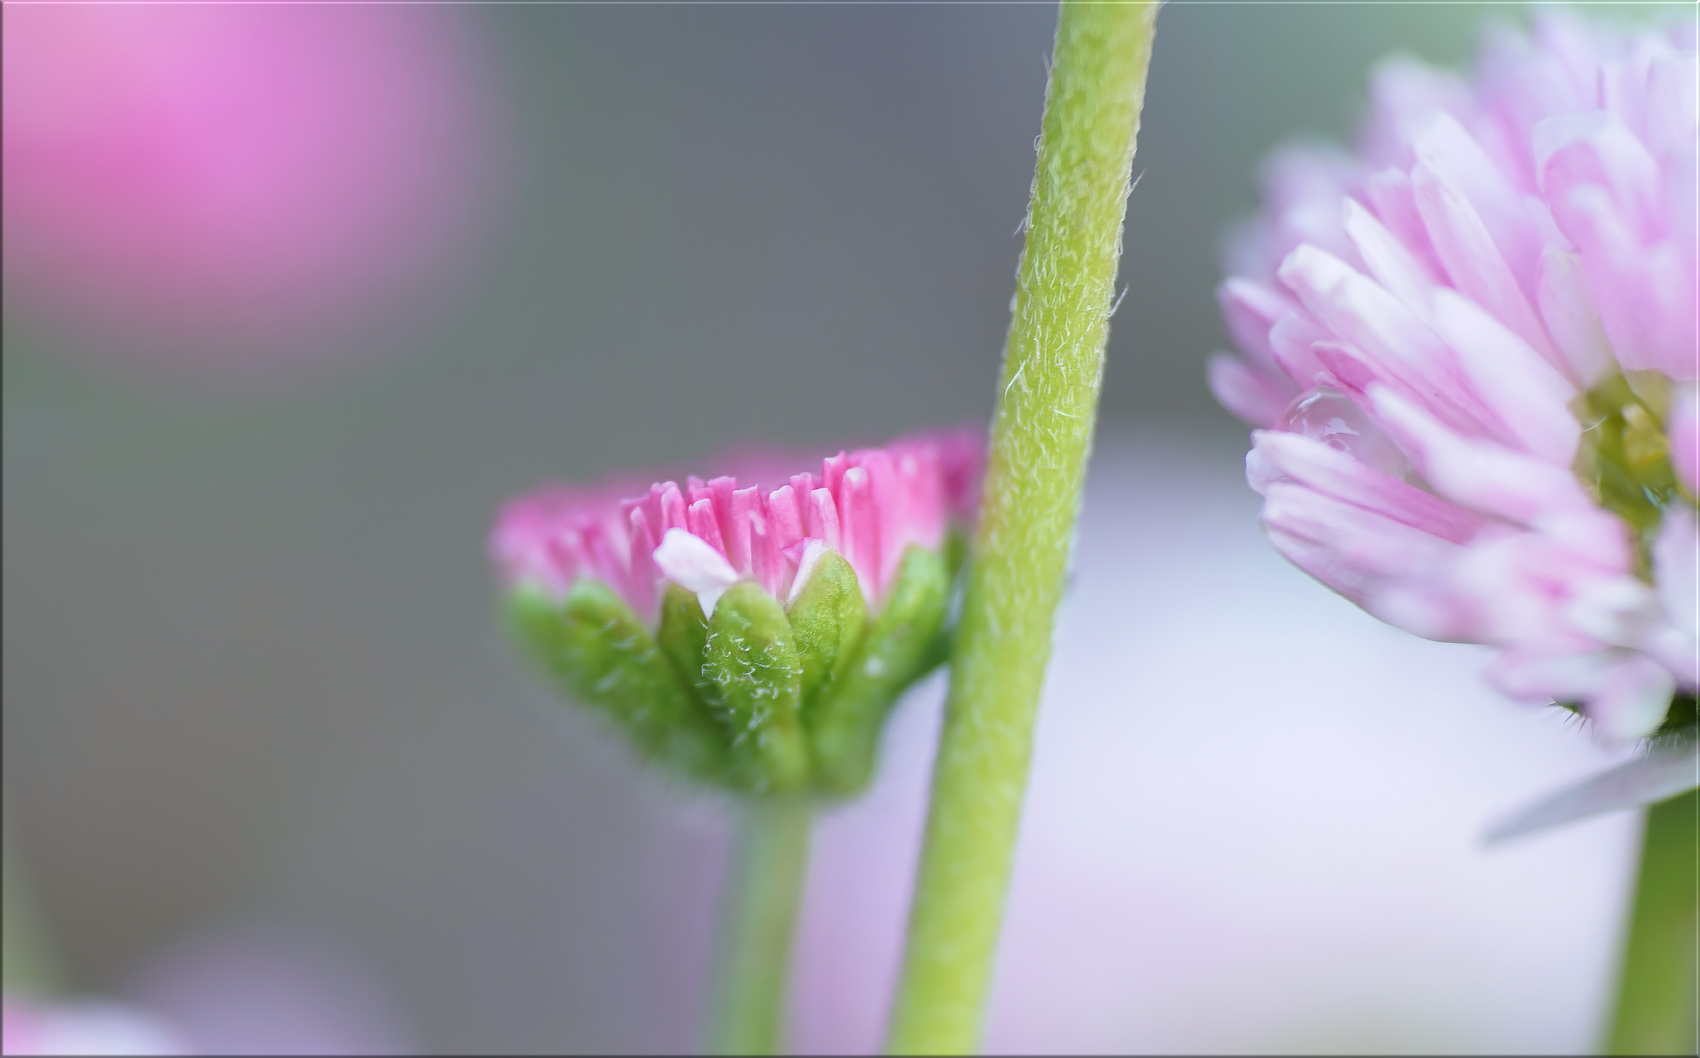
[507,580,732,785]
[492,431,982,796]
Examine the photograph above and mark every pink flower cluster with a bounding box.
[1211,13,1698,741]
[491,431,981,621]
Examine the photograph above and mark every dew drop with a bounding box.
[1277,387,1411,478]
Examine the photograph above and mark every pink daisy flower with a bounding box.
[1210,12,1698,743]
[490,431,981,794]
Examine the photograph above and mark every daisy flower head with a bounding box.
[491,431,982,796]
[1210,11,1699,743]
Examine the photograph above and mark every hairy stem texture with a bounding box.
[885,3,1158,1052]
[1606,789,1698,1056]
[710,797,813,1055]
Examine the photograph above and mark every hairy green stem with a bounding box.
[710,797,813,1055]
[1605,789,1698,1055]
[885,3,1157,1052]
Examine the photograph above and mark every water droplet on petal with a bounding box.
[1278,387,1411,478]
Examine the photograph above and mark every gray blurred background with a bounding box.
[2,4,1662,1053]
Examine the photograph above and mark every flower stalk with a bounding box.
[1606,789,1698,1056]
[885,2,1158,1052]
[2,823,60,996]
[710,797,813,1056]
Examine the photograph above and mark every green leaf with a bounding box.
[787,550,868,714]
[809,545,952,795]
[507,581,729,783]
[704,581,811,793]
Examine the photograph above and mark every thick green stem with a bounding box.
[885,3,1157,1053]
[709,797,813,1055]
[1605,789,1698,1056]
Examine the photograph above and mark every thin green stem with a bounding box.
[709,796,813,1055]
[1605,788,1698,1056]
[885,3,1157,1053]
[3,818,63,995]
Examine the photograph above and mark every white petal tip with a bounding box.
[653,527,740,617]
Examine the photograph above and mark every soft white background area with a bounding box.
[790,432,1638,1055]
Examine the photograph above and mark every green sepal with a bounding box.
[658,582,722,710]
[507,580,729,783]
[808,545,952,796]
[704,581,811,793]
[787,550,868,714]
[941,527,970,583]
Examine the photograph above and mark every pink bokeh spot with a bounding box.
[2,3,498,381]
[3,997,42,1057]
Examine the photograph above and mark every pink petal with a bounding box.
[1372,575,1488,643]
[806,487,841,553]
[1208,354,1289,428]
[1641,47,1699,161]
[789,472,820,504]
[657,481,689,533]
[1217,278,1291,373]
[749,511,785,600]
[1534,111,1661,238]
[1361,167,1444,275]
[1264,524,1373,606]
[1411,163,1555,362]
[892,444,946,551]
[1534,243,1614,386]
[1266,310,1330,385]
[1342,197,1438,318]
[1260,481,1460,589]
[1361,56,1474,170]
[626,507,661,618]
[1558,185,1697,378]
[837,466,880,597]
[1277,245,1487,434]
[1251,430,1486,543]
[1412,113,1543,290]
[1448,529,1626,647]
[1369,385,1593,527]
[1563,573,1666,651]
[852,448,905,590]
[1672,384,1700,494]
[1486,647,1616,703]
[822,452,850,496]
[686,497,728,560]
[1428,288,1579,464]
[764,485,806,553]
[1587,653,1678,741]
[728,484,761,575]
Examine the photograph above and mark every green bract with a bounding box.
[507,580,730,784]
[505,542,961,797]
